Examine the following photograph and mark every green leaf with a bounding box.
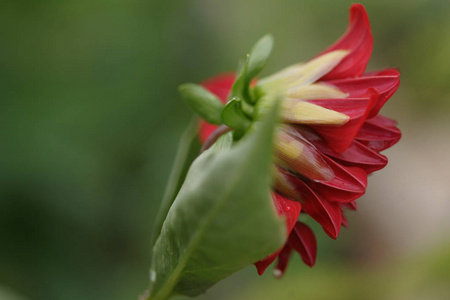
[147,102,285,300]
[222,98,251,139]
[247,34,274,81]
[149,117,201,266]
[179,84,224,125]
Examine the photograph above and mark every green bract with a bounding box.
[147,103,285,300]
[232,34,274,105]
[247,34,274,82]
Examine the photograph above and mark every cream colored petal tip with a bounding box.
[287,83,348,100]
[281,99,349,125]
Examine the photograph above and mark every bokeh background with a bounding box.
[1,0,450,299]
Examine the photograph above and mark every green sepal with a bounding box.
[231,34,274,104]
[178,84,224,125]
[231,55,250,102]
[222,98,251,140]
[247,34,274,82]
[146,102,284,300]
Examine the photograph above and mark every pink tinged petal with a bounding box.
[255,193,301,275]
[308,155,367,203]
[275,127,335,181]
[327,68,400,118]
[295,125,388,173]
[289,222,317,267]
[273,243,294,278]
[287,176,342,239]
[355,114,402,152]
[318,4,373,81]
[309,88,379,153]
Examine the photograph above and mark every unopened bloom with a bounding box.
[196,4,400,277]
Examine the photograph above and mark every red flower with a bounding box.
[198,4,400,277]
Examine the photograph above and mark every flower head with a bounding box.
[185,4,400,277]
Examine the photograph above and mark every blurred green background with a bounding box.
[1,0,449,299]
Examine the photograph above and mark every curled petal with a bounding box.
[275,127,334,181]
[356,114,402,152]
[327,68,400,118]
[254,193,301,275]
[295,125,388,173]
[321,141,387,174]
[289,222,317,267]
[286,175,342,239]
[309,88,379,153]
[319,4,373,81]
[308,155,367,203]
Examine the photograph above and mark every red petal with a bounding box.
[287,176,342,239]
[254,193,301,275]
[272,192,302,233]
[318,4,373,81]
[319,140,388,174]
[289,222,317,267]
[274,243,294,278]
[309,88,379,153]
[198,74,235,143]
[296,125,388,173]
[355,114,401,152]
[327,68,400,118]
[308,155,367,203]
[255,251,280,275]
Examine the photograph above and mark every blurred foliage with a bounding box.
[1,0,449,299]
[211,243,450,300]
